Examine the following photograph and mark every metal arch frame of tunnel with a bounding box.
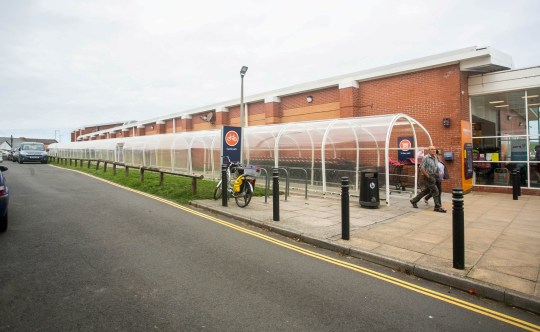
[385,114,432,206]
[188,130,218,175]
[274,122,316,184]
[321,118,381,194]
[171,135,191,174]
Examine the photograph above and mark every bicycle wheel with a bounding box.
[213,181,223,200]
[235,181,253,208]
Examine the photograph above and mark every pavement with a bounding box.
[191,189,540,315]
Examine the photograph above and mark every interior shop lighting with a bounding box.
[489,100,505,104]
[522,95,539,99]
[494,104,509,108]
[528,103,540,106]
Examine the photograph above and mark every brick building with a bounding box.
[70,46,540,195]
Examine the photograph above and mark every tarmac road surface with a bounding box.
[0,162,538,331]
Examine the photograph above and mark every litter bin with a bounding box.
[360,170,380,208]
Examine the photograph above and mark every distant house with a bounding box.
[0,137,58,157]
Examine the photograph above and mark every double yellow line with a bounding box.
[56,166,540,331]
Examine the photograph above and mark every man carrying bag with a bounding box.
[410,146,447,213]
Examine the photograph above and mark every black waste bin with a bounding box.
[360,170,380,208]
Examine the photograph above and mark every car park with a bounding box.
[0,165,9,232]
[15,142,48,164]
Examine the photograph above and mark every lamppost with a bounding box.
[239,66,248,165]
[54,130,60,142]
[240,66,248,128]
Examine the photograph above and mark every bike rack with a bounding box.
[259,168,270,204]
[277,167,290,201]
[286,167,309,200]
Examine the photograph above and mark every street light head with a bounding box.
[240,66,248,76]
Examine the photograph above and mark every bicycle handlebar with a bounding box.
[220,155,241,168]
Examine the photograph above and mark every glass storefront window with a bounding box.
[471,88,540,189]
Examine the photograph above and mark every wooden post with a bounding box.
[191,178,197,195]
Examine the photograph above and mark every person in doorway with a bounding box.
[424,151,447,205]
[410,146,446,213]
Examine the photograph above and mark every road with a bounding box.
[0,162,538,331]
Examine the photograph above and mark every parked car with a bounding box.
[11,148,19,162]
[15,142,48,164]
[7,149,15,161]
[0,165,8,232]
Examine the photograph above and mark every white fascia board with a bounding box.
[339,81,359,89]
[77,120,133,128]
[460,47,513,72]
[487,47,515,69]
[264,96,281,103]
[468,66,540,95]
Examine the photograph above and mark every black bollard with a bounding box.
[452,188,465,270]
[221,164,228,207]
[517,170,521,197]
[273,168,280,221]
[341,177,350,240]
[512,170,519,200]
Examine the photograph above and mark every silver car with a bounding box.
[15,142,48,164]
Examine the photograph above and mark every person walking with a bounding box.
[410,146,446,213]
[424,152,447,205]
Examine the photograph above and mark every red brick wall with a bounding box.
[358,64,465,191]
[248,101,266,126]
[228,106,241,126]
[281,87,339,109]
[165,119,174,133]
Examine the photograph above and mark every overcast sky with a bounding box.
[1,0,539,142]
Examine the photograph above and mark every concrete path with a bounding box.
[191,190,540,314]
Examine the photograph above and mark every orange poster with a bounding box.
[461,120,473,192]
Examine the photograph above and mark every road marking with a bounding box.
[52,165,540,331]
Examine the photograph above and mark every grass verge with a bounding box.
[50,160,268,205]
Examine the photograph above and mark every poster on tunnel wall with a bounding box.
[398,136,414,162]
